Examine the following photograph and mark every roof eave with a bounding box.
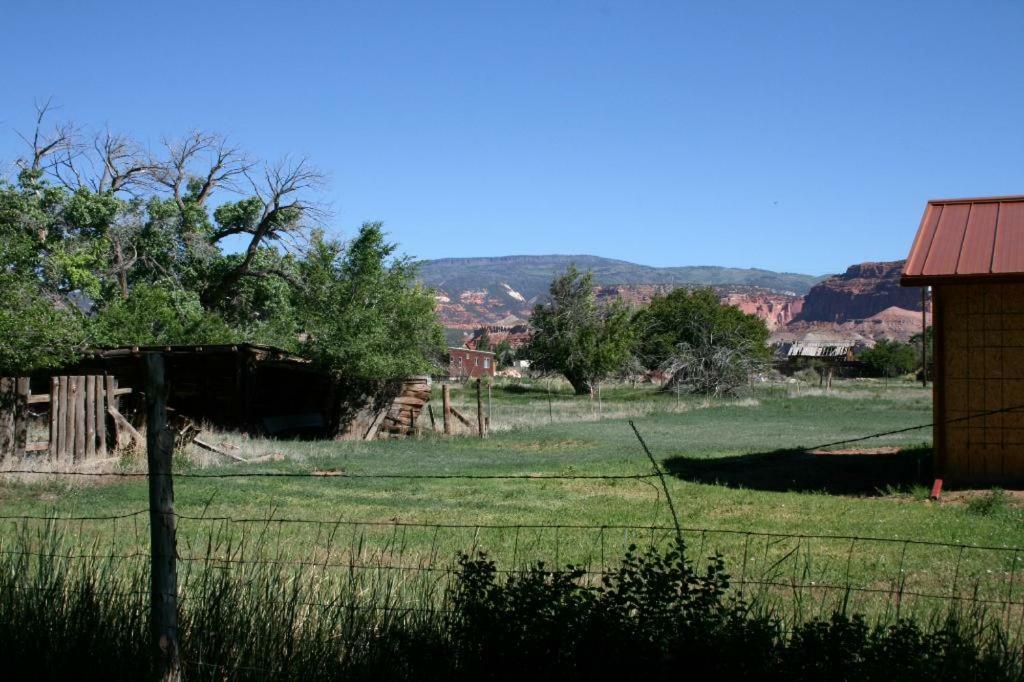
[901,273,1024,287]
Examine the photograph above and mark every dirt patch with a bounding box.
[808,447,901,456]
[938,489,1024,506]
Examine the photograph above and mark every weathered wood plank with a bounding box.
[14,377,30,460]
[85,376,96,459]
[105,376,118,449]
[96,376,106,456]
[58,376,69,461]
[0,378,14,462]
[27,393,51,404]
[74,376,86,461]
[108,405,143,446]
[26,442,49,452]
[449,405,473,427]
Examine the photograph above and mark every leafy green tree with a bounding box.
[860,339,918,378]
[634,288,771,373]
[88,284,234,347]
[493,339,516,368]
[527,266,636,395]
[1,105,443,380]
[299,224,446,379]
[474,330,492,353]
[0,274,85,375]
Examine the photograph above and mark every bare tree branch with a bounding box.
[15,98,83,174]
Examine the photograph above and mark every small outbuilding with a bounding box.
[448,347,495,379]
[902,195,1024,485]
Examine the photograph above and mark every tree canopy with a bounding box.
[0,103,444,379]
[859,339,918,378]
[527,266,636,395]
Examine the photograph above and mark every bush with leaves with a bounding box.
[860,339,918,378]
[527,266,636,395]
[299,224,446,379]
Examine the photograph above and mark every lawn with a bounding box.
[2,378,1022,626]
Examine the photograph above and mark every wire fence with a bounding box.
[2,396,1024,670]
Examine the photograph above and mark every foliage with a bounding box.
[965,488,1011,517]
[635,287,771,372]
[1,529,1018,681]
[0,273,85,374]
[860,339,918,378]
[300,224,446,379]
[0,108,442,378]
[634,288,770,394]
[493,339,516,368]
[88,284,234,347]
[474,330,492,353]
[527,266,636,395]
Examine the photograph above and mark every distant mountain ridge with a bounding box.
[417,254,823,331]
[418,255,822,298]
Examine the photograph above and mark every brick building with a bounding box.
[448,347,496,379]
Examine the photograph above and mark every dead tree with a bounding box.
[661,320,770,397]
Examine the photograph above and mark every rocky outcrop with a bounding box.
[795,261,924,323]
[721,293,803,331]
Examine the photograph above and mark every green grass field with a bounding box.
[2,378,1023,626]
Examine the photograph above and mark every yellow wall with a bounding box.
[939,283,1024,483]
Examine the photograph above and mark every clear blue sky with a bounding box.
[3,1,1023,276]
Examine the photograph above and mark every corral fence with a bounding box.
[0,374,137,464]
[3,355,1024,678]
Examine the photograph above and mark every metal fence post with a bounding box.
[145,353,181,681]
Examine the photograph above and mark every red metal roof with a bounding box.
[902,195,1024,284]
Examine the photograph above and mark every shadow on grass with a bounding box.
[663,446,933,496]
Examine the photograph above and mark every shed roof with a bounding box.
[902,195,1024,285]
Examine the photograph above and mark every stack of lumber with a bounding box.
[376,376,431,439]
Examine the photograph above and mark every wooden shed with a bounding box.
[0,344,432,463]
[902,195,1024,485]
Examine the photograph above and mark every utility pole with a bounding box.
[145,353,181,681]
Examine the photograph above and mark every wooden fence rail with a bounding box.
[0,375,134,464]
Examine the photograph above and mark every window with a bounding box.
[474,357,479,367]
[484,359,491,369]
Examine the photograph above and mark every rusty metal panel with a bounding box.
[903,203,942,277]
[993,201,1024,273]
[956,202,999,274]
[903,196,1024,283]
[922,203,971,276]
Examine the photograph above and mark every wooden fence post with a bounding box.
[145,354,181,681]
[0,378,13,463]
[476,378,485,438]
[442,384,452,435]
[13,377,29,460]
[49,377,59,461]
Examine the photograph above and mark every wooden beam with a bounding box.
[85,375,96,459]
[58,376,69,461]
[13,378,29,460]
[96,376,106,456]
[73,376,86,461]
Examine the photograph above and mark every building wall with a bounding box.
[448,348,495,379]
[938,283,1024,483]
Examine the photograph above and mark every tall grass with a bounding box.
[0,526,1020,681]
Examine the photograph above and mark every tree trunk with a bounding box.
[564,373,593,396]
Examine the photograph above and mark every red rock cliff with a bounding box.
[795,261,924,323]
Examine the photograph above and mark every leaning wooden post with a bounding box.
[145,353,181,681]
[442,383,452,435]
[476,378,485,438]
